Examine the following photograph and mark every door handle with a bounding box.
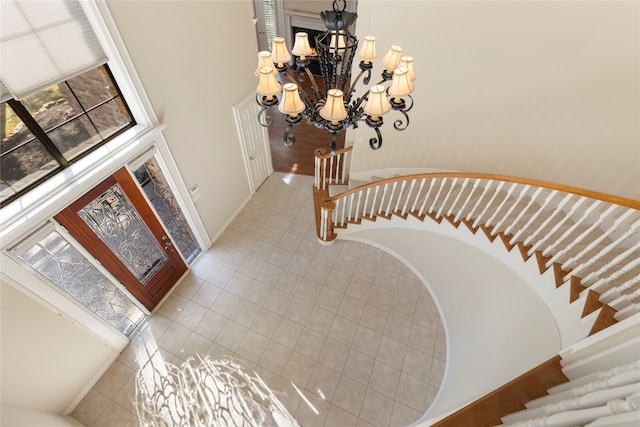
[164,241,173,250]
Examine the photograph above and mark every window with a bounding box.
[1,65,135,207]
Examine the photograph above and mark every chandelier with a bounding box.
[255,0,415,154]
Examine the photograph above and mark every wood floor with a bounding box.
[267,70,345,176]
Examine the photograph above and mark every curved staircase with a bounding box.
[312,146,640,426]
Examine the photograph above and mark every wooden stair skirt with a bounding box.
[432,356,568,427]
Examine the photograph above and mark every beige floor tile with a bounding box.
[295,327,327,360]
[328,315,358,346]
[325,404,359,427]
[352,325,382,358]
[318,338,349,372]
[307,363,341,401]
[369,360,401,399]
[273,317,304,349]
[251,307,282,337]
[360,388,395,427]
[93,360,134,400]
[342,349,375,385]
[259,340,293,375]
[281,351,316,389]
[333,375,367,416]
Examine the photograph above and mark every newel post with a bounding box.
[320,200,337,243]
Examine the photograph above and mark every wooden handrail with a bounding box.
[323,171,640,210]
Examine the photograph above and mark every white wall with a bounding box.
[350,1,640,200]
[105,0,257,240]
[0,281,116,414]
[1,403,79,427]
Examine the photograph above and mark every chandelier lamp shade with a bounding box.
[254,0,415,153]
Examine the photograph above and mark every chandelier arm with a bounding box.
[393,109,410,131]
[257,101,272,128]
[369,127,383,150]
[344,68,369,105]
[303,67,323,104]
[283,124,296,147]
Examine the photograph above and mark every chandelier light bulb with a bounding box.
[380,45,403,72]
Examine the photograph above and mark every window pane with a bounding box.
[18,229,146,336]
[134,158,202,264]
[1,110,60,200]
[67,67,118,109]
[46,115,101,160]
[88,98,132,139]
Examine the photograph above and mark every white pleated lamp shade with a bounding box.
[257,67,282,98]
[255,51,276,76]
[278,83,305,115]
[357,36,376,63]
[292,32,313,59]
[271,37,291,66]
[388,67,414,98]
[364,85,391,118]
[380,45,402,71]
[320,89,348,122]
[399,56,416,81]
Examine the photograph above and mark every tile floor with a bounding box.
[71,172,446,427]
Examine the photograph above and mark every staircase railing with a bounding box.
[313,151,640,335]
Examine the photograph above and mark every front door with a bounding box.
[54,167,187,311]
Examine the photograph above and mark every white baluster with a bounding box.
[315,156,321,189]
[530,196,586,254]
[322,157,328,190]
[485,182,519,228]
[329,155,335,185]
[411,178,427,214]
[419,179,437,217]
[473,181,506,229]
[447,178,470,218]
[354,192,363,222]
[401,179,417,216]
[320,209,327,239]
[562,214,639,273]
[385,182,398,216]
[394,181,408,214]
[436,177,458,218]
[505,187,544,237]
[590,250,640,293]
[454,178,480,222]
[547,203,616,265]
[378,183,390,216]
[492,184,529,233]
[466,180,493,222]
[429,178,448,215]
[524,193,574,249]
[363,188,372,219]
[511,190,559,245]
[370,186,380,219]
[347,193,355,222]
[609,290,640,311]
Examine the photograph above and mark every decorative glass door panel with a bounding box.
[55,168,187,310]
[77,183,167,285]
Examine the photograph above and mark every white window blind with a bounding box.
[0,0,107,102]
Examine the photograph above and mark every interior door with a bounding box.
[233,92,273,193]
[54,167,187,311]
